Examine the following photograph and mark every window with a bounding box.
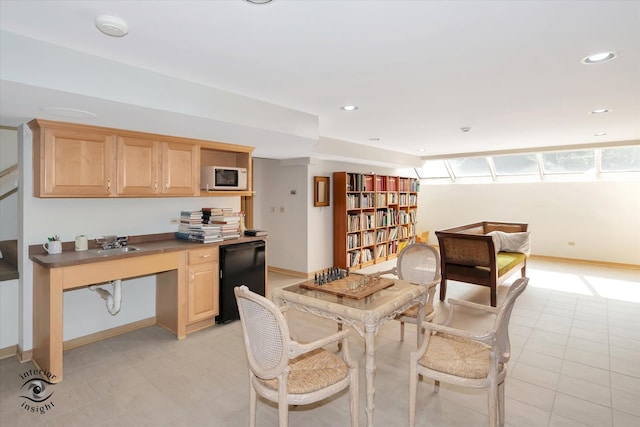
[492,154,539,176]
[416,160,449,179]
[541,150,595,174]
[448,157,491,178]
[601,146,640,172]
[415,144,639,183]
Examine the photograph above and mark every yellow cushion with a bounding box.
[496,252,526,277]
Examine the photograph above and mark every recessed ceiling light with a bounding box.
[369,138,380,142]
[41,107,97,119]
[594,132,608,136]
[590,108,611,114]
[581,51,616,64]
[341,105,358,111]
[95,15,129,37]
[244,0,274,4]
[418,148,427,152]
[460,126,471,133]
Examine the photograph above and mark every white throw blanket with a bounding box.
[486,231,531,256]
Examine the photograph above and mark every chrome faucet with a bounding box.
[96,235,128,250]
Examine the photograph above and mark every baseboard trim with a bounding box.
[529,255,639,270]
[63,317,157,351]
[268,266,310,278]
[0,344,17,360]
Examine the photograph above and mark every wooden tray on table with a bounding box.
[299,276,395,300]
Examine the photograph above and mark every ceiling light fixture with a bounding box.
[594,132,608,136]
[590,108,611,114]
[581,51,616,64]
[95,15,129,37]
[341,105,358,111]
[244,0,274,4]
[369,138,380,142]
[460,126,471,133]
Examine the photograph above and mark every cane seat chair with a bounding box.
[379,243,441,346]
[409,277,529,427]
[234,285,359,427]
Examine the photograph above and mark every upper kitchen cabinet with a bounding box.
[30,120,117,197]
[29,119,252,198]
[117,137,199,196]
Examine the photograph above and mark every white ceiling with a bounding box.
[1,0,639,165]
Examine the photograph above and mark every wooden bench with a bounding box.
[435,222,528,307]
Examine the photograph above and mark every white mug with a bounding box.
[75,235,88,251]
[44,240,62,254]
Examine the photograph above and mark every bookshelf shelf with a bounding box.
[333,171,419,270]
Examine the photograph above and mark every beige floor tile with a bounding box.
[1,258,639,427]
[556,374,612,406]
[553,393,613,427]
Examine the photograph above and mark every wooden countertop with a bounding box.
[29,232,267,268]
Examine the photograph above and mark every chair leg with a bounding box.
[409,360,418,427]
[488,382,498,427]
[491,286,497,307]
[439,279,447,302]
[498,380,505,426]
[249,384,257,427]
[400,321,405,342]
[434,380,440,392]
[278,402,288,427]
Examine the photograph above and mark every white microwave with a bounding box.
[201,166,248,191]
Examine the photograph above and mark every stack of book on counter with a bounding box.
[202,207,242,240]
[244,229,268,237]
[175,210,224,243]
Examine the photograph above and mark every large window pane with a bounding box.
[415,160,449,179]
[492,154,539,175]
[448,157,491,177]
[542,150,595,174]
[601,146,640,172]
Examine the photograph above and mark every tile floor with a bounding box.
[0,258,639,426]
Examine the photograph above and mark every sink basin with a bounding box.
[95,246,142,255]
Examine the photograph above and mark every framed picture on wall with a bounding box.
[314,176,330,207]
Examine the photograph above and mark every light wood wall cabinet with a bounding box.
[116,137,198,196]
[32,124,117,197]
[29,119,253,198]
[186,246,219,328]
[333,171,419,270]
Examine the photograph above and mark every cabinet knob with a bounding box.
[154,180,158,192]
[200,254,210,258]
[106,179,111,192]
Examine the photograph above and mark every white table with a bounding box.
[272,279,427,427]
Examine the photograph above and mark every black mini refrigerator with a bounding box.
[217,240,266,323]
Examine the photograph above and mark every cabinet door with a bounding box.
[161,142,199,196]
[116,137,160,195]
[187,263,219,323]
[39,128,116,197]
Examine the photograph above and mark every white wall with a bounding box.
[254,157,404,274]
[418,181,640,265]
